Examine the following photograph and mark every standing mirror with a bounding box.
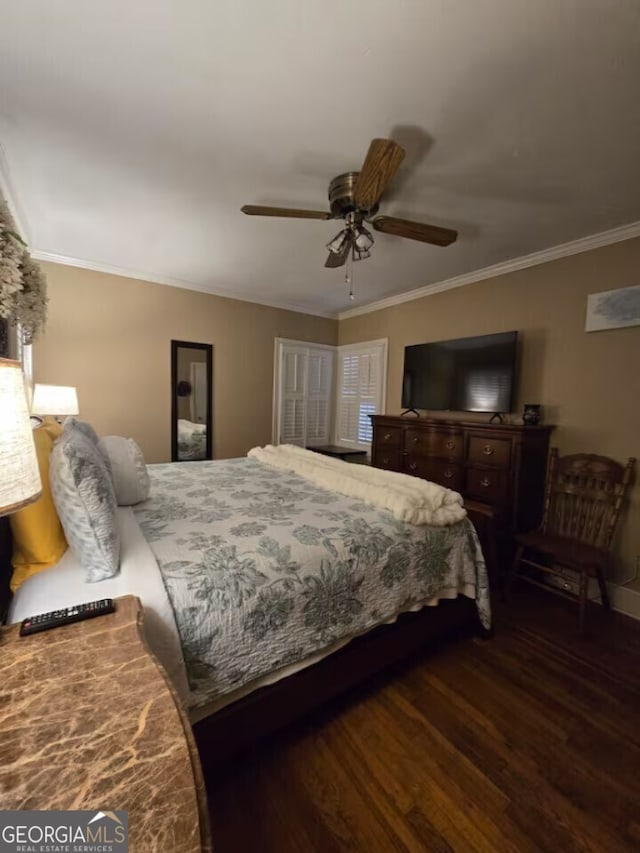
[171,340,213,462]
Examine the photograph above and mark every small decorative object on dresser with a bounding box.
[522,404,542,425]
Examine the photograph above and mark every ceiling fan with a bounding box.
[241,138,457,269]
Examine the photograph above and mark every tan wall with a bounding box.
[34,263,337,462]
[339,237,640,582]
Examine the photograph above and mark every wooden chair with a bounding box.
[506,448,635,632]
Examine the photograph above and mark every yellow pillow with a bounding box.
[40,418,64,441]
[10,426,68,591]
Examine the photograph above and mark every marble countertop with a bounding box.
[0,595,211,852]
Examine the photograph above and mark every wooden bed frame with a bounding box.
[0,520,487,768]
[192,596,481,769]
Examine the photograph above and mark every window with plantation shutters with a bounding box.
[306,349,333,444]
[273,340,334,447]
[280,346,308,445]
[335,340,388,448]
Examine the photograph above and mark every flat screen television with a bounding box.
[401,331,518,414]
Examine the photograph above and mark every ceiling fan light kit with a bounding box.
[353,223,374,252]
[241,137,458,290]
[326,228,349,255]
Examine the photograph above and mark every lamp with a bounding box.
[353,224,374,252]
[0,359,42,517]
[352,245,372,262]
[31,384,79,420]
[326,229,349,255]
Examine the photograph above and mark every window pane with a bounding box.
[358,403,376,442]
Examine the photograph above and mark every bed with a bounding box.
[177,419,207,461]
[3,455,490,763]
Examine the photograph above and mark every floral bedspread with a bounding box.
[134,458,491,710]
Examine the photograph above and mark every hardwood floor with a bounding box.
[205,591,640,852]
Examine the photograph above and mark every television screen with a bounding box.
[402,331,518,413]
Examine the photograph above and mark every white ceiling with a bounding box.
[1,0,639,317]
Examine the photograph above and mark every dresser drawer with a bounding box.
[375,425,402,449]
[432,433,464,460]
[466,467,508,505]
[428,459,464,491]
[402,454,429,478]
[404,429,429,454]
[467,436,511,468]
[373,449,402,471]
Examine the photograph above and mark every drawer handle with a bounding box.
[409,462,417,471]
[482,445,494,456]
[445,440,455,450]
[383,456,390,464]
[412,436,419,444]
[443,469,454,479]
[384,433,392,441]
[480,477,491,488]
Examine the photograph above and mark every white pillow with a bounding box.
[98,436,150,506]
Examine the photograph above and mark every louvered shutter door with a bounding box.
[279,347,308,445]
[335,342,386,447]
[306,349,334,445]
[357,352,378,443]
[336,353,361,444]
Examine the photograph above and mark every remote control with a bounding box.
[19,599,116,636]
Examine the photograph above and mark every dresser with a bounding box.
[0,596,212,853]
[371,416,553,570]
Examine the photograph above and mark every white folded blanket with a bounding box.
[248,444,466,527]
[178,419,206,439]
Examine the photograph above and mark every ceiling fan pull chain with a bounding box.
[346,248,354,301]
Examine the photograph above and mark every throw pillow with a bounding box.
[63,416,114,480]
[63,416,100,445]
[49,428,120,582]
[10,427,68,592]
[98,436,150,506]
[40,419,64,441]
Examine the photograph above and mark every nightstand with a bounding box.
[0,596,211,852]
[307,444,368,462]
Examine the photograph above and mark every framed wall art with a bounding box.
[585,284,640,332]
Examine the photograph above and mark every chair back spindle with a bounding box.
[541,450,635,549]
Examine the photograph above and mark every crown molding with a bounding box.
[338,220,640,320]
[31,250,336,319]
[0,143,32,243]
[6,134,639,326]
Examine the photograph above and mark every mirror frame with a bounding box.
[171,339,213,462]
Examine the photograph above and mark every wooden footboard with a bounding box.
[193,595,481,770]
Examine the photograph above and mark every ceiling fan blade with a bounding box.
[241,205,331,220]
[353,138,406,210]
[324,238,351,268]
[372,216,457,247]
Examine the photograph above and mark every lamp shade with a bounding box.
[31,384,79,417]
[0,358,42,517]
